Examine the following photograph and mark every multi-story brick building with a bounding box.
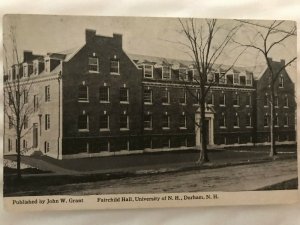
[3,29,296,159]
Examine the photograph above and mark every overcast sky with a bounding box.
[3,14,297,81]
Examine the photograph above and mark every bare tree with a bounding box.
[234,20,296,157]
[3,26,36,180]
[178,19,246,163]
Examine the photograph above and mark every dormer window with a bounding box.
[207,73,214,83]
[15,65,19,78]
[162,66,171,80]
[246,74,252,86]
[226,74,233,85]
[88,56,99,73]
[233,73,239,85]
[45,59,50,73]
[219,73,226,84]
[33,61,39,75]
[240,75,246,86]
[179,68,188,81]
[144,65,153,78]
[23,64,28,77]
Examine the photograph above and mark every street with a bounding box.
[9,158,297,196]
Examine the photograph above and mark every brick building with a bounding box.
[3,29,296,159]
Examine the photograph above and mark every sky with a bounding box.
[3,14,297,81]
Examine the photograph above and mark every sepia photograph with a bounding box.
[2,14,298,210]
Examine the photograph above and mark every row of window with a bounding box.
[264,93,289,108]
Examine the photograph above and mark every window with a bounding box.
[34,95,39,112]
[23,90,28,104]
[45,85,50,102]
[78,84,88,102]
[240,76,246,85]
[9,116,13,129]
[207,92,214,105]
[219,113,226,127]
[219,92,225,106]
[33,62,38,75]
[23,140,27,149]
[233,114,239,128]
[144,89,152,104]
[193,90,200,105]
[207,73,214,83]
[24,116,28,129]
[219,73,226,84]
[275,96,279,107]
[284,95,289,107]
[162,89,170,104]
[246,74,252,86]
[99,114,109,130]
[179,68,188,81]
[264,93,268,107]
[233,73,239,84]
[179,89,186,104]
[264,114,270,127]
[88,57,99,72]
[144,65,153,78]
[179,114,186,129]
[144,114,152,129]
[8,92,13,105]
[162,114,170,129]
[162,66,171,80]
[45,59,50,73]
[120,87,129,103]
[110,59,119,74]
[120,113,129,130]
[99,86,109,102]
[44,141,50,153]
[23,64,28,77]
[284,114,289,127]
[45,114,50,130]
[78,114,89,131]
[226,74,233,85]
[279,75,284,88]
[246,114,252,127]
[233,93,239,106]
[214,72,220,83]
[246,94,251,106]
[275,114,279,127]
[8,139,12,152]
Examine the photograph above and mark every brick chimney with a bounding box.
[23,50,33,62]
[280,59,286,65]
[85,29,96,43]
[113,33,122,48]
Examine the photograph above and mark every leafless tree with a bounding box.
[178,18,246,163]
[234,20,296,157]
[3,26,36,180]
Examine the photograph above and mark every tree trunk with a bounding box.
[199,91,209,163]
[269,83,277,157]
[16,134,22,180]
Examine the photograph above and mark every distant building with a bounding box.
[3,29,296,159]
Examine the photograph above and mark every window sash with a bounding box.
[233,94,239,106]
[45,86,50,102]
[120,88,129,102]
[179,115,186,128]
[78,85,88,101]
[144,115,152,128]
[88,57,99,72]
[162,115,170,128]
[120,115,129,129]
[99,115,109,129]
[45,114,50,130]
[99,87,109,102]
[162,66,171,79]
[179,89,186,104]
[246,115,252,127]
[110,60,119,74]
[144,89,152,103]
[78,115,88,130]
[162,90,170,104]
[144,65,153,78]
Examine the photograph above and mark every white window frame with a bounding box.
[233,92,240,107]
[45,114,50,130]
[144,114,152,130]
[219,113,226,128]
[233,113,240,128]
[246,114,252,128]
[279,75,284,88]
[144,88,153,105]
[275,95,279,108]
[264,93,268,108]
[220,92,226,107]
[246,74,252,86]
[78,114,89,132]
[120,114,129,131]
[233,73,239,85]
[23,63,28,77]
[239,75,247,86]
[274,113,279,127]
[179,68,188,81]
[284,114,289,127]
[99,114,110,131]
[264,114,269,127]
[207,92,214,105]
[144,65,153,79]
[179,114,187,129]
[162,114,170,130]
[120,87,129,104]
[45,85,50,102]
[162,66,171,80]
[246,94,251,107]
[179,89,186,105]
[162,89,170,105]
[88,56,99,73]
[99,86,110,103]
[78,85,89,103]
[284,95,289,108]
[110,59,120,75]
[226,74,234,85]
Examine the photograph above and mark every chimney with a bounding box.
[23,51,33,62]
[85,29,96,43]
[280,59,285,65]
[113,33,122,48]
[267,57,272,64]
